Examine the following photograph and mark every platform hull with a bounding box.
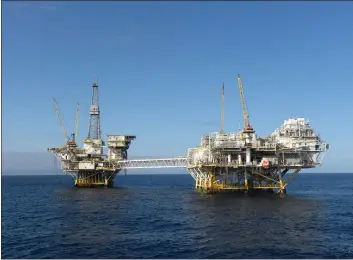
[187,165,303,195]
[72,170,120,188]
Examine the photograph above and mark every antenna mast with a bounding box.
[220,82,225,134]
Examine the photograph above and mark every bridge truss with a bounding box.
[117,157,187,169]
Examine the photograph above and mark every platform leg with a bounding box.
[278,170,286,196]
[244,169,249,194]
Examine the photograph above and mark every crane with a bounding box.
[53,98,68,143]
[53,99,79,147]
[237,74,254,133]
[74,102,79,143]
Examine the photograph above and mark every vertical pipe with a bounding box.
[208,135,211,163]
[246,148,251,165]
[244,169,248,190]
[238,154,242,165]
[278,170,286,195]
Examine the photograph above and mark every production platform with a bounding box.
[48,74,330,194]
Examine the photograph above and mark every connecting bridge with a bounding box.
[117,158,187,169]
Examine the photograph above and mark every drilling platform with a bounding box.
[48,74,329,194]
[48,79,136,187]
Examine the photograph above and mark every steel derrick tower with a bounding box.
[88,80,101,140]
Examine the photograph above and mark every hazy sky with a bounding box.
[2,1,353,173]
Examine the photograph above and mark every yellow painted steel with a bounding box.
[74,172,114,187]
[189,165,291,194]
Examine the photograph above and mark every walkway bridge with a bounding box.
[117,157,188,169]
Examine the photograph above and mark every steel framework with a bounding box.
[111,154,313,195]
[88,81,101,140]
[186,165,302,194]
[116,158,187,169]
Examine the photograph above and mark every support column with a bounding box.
[244,169,249,193]
[278,169,286,196]
[238,155,242,165]
[209,174,215,193]
[246,148,251,165]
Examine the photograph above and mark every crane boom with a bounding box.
[53,98,68,142]
[237,74,253,132]
[74,102,79,143]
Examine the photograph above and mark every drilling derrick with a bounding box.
[47,77,136,188]
[88,81,101,140]
[83,80,104,159]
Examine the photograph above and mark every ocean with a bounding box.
[2,173,353,259]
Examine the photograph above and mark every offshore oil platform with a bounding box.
[48,74,329,194]
[48,79,136,187]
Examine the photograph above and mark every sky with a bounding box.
[2,1,353,173]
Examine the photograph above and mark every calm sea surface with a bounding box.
[2,173,353,259]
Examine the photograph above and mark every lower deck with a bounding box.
[61,160,303,195]
[69,171,120,188]
[188,165,302,194]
